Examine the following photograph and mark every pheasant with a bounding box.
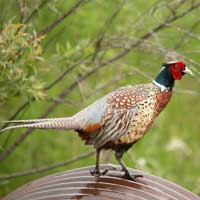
[0,61,193,181]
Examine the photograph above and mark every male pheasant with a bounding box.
[0,61,193,181]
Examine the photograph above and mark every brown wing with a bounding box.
[94,85,149,148]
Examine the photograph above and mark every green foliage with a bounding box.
[0,22,45,102]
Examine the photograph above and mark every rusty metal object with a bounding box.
[2,164,200,200]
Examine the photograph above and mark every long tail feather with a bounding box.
[0,117,80,133]
[0,118,70,124]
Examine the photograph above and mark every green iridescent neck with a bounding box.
[154,66,174,89]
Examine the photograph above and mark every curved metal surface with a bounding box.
[2,164,200,200]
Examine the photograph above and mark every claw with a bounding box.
[109,166,117,171]
[122,172,143,181]
[90,168,109,177]
[90,168,100,177]
[101,168,109,175]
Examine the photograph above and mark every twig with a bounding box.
[24,0,49,24]
[175,89,200,95]
[0,0,12,29]
[13,0,89,59]
[43,27,66,51]
[45,97,84,107]
[99,1,200,67]
[0,102,30,130]
[92,0,126,61]
[167,23,200,41]
[16,0,25,23]
[38,0,89,37]
[0,150,95,181]
[2,103,31,148]
[44,54,91,90]
[174,20,200,49]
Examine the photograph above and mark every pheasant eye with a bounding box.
[174,64,180,70]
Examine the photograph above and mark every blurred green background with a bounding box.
[0,0,199,197]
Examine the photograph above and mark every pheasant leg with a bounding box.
[90,148,109,177]
[115,151,143,181]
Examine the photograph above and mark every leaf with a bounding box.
[0,22,46,103]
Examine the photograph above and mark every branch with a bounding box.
[174,20,200,49]
[167,23,200,41]
[1,103,31,149]
[92,0,126,61]
[16,0,25,23]
[0,150,95,181]
[0,102,30,129]
[99,1,200,66]
[44,54,92,90]
[38,0,89,37]
[24,0,49,24]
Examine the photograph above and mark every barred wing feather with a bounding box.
[94,85,149,148]
[94,106,139,148]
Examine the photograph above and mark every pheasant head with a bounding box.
[153,61,193,91]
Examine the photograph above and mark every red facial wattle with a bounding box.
[171,68,183,80]
[170,61,185,80]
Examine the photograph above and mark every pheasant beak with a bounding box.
[183,67,194,76]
